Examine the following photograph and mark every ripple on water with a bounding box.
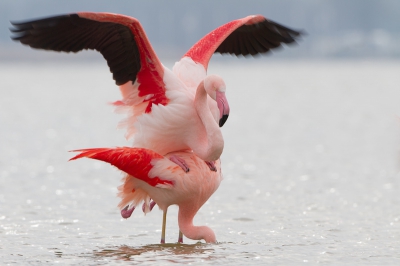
[233,218,254,222]
[2,61,400,264]
[90,243,217,263]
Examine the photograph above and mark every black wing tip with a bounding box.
[215,16,306,57]
[9,13,78,28]
[10,35,23,41]
[221,51,265,58]
[297,30,308,37]
[9,13,81,42]
[265,19,301,32]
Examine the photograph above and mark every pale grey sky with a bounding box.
[2,0,400,59]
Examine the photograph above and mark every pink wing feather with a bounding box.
[184,15,302,70]
[11,12,169,114]
[70,147,173,187]
[78,12,168,113]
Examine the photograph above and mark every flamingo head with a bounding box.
[204,75,230,127]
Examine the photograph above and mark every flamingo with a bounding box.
[10,12,302,170]
[70,147,222,243]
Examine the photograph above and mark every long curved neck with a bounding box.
[178,204,216,243]
[193,82,224,162]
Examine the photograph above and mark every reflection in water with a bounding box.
[92,243,218,263]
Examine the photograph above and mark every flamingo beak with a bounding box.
[216,91,230,127]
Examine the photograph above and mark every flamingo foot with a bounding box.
[169,155,190,173]
[142,200,156,213]
[121,205,135,219]
[205,161,217,172]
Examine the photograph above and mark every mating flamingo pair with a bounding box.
[11,12,302,243]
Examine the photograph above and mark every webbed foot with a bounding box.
[121,205,135,219]
[142,200,156,213]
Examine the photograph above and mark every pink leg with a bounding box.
[121,205,135,219]
[161,210,167,244]
[142,200,156,213]
[205,161,217,172]
[169,155,190,173]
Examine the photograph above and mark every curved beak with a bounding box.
[216,91,230,127]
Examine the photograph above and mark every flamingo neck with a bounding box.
[193,81,224,162]
[178,205,216,243]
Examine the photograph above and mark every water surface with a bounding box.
[1,60,400,264]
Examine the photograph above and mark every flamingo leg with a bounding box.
[161,209,167,244]
[169,155,190,172]
[178,230,183,243]
[205,161,217,172]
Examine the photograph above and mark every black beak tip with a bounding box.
[219,114,229,127]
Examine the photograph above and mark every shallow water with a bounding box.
[1,60,400,264]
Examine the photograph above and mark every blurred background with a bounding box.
[1,0,400,61]
[1,1,400,264]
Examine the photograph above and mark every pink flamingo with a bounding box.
[70,147,222,243]
[11,12,302,170]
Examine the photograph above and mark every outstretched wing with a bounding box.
[184,15,303,69]
[70,147,173,187]
[10,12,168,112]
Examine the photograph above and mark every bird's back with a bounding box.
[119,150,222,211]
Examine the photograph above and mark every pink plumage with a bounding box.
[184,15,267,69]
[11,12,302,163]
[70,147,172,187]
[11,12,302,243]
[70,147,222,243]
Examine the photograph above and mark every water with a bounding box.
[1,60,400,264]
